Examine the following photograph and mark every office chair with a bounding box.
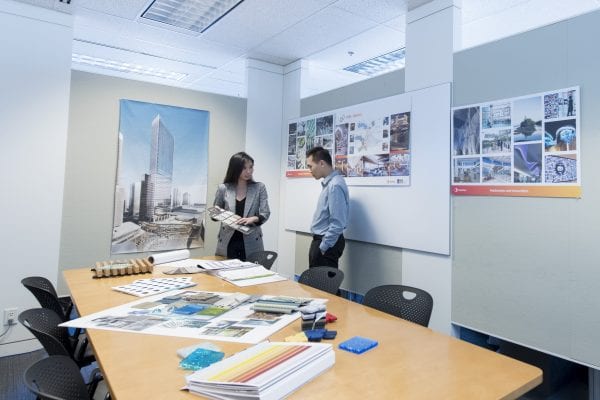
[18,308,94,368]
[363,285,433,327]
[246,250,278,270]
[24,355,93,400]
[298,267,344,295]
[21,276,74,322]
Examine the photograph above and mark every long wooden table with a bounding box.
[64,266,541,399]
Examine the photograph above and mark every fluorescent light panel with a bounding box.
[343,48,406,77]
[72,54,188,81]
[141,0,244,33]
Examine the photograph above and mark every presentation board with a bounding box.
[284,83,451,255]
[451,86,581,198]
[287,95,412,186]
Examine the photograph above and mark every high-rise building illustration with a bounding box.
[114,132,126,227]
[140,115,175,221]
[172,187,180,207]
[182,192,190,206]
[129,181,141,218]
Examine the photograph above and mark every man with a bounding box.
[306,146,349,268]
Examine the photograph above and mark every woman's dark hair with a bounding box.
[224,152,255,184]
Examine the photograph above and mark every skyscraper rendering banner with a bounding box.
[111,100,209,254]
[451,86,580,198]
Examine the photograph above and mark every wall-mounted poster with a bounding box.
[111,100,209,254]
[451,86,580,198]
[286,94,411,186]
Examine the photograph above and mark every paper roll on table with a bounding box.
[148,249,191,265]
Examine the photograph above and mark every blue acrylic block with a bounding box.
[179,348,224,370]
[338,336,378,354]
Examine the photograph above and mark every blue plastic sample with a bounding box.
[305,329,326,342]
[323,330,337,340]
[338,336,378,354]
[179,348,225,370]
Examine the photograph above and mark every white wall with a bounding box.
[0,0,73,356]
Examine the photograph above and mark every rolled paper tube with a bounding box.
[147,249,190,265]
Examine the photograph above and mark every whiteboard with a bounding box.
[284,83,451,255]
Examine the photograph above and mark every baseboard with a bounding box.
[0,338,42,357]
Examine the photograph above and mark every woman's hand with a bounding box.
[237,216,259,225]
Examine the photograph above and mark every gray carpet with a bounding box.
[0,348,45,400]
[0,349,108,400]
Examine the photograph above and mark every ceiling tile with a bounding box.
[75,0,148,20]
[253,6,378,63]
[307,24,406,70]
[382,14,407,32]
[333,0,408,23]
[201,0,336,50]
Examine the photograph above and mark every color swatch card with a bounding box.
[208,206,253,235]
[112,277,196,297]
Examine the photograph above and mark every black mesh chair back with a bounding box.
[24,355,91,400]
[363,285,433,327]
[246,251,278,270]
[22,276,72,322]
[19,308,74,357]
[298,267,344,295]
[18,308,94,368]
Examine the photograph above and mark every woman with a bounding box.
[213,152,270,260]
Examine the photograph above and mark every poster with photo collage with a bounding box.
[451,86,580,198]
[286,102,411,186]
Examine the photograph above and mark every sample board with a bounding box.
[284,83,451,255]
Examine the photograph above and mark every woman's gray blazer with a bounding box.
[213,182,270,258]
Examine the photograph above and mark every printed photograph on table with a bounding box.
[451,86,581,198]
[61,289,326,344]
[111,100,209,254]
[285,93,412,185]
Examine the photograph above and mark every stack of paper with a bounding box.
[251,296,313,314]
[186,341,334,400]
[217,266,286,287]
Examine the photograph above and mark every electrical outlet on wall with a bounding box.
[3,308,18,326]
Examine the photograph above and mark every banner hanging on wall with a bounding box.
[286,94,411,186]
[111,100,209,254]
[451,86,580,198]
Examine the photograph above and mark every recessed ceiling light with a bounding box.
[72,54,188,81]
[343,48,406,77]
[141,0,245,34]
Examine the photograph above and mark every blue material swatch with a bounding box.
[338,336,378,354]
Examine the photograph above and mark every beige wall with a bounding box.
[58,71,246,292]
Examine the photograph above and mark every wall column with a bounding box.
[245,60,284,261]
[275,60,307,278]
[402,0,461,334]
